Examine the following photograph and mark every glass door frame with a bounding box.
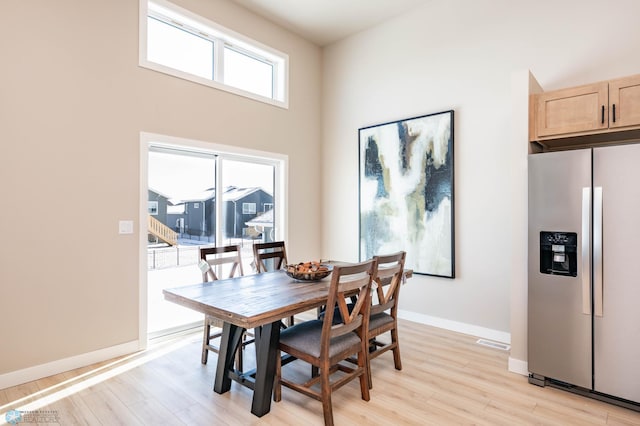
[139,132,288,347]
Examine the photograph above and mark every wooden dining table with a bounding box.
[163,270,335,417]
[163,266,412,417]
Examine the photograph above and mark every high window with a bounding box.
[139,0,288,108]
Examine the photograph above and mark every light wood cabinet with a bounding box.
[531,73,640,143]
[535,82,608,138]
[609,75,640,129]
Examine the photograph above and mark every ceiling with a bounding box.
[230,0,432,46]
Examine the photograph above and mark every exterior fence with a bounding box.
[147,245,201,270]
[147,238,260,270]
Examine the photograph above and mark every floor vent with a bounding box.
[476,339,510,351]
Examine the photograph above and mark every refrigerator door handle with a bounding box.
[581,187,591,315]
[594,187,603,317]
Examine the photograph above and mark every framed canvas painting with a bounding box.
[359,110,454,278]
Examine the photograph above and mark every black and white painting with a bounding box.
[359,110,454,278]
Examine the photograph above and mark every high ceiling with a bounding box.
[230,0,431,46]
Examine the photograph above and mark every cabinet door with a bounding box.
[609,74,640,129]
[536,82,608,137]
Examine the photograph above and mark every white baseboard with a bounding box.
[1,314,521,390]
[398,310,511,344]
[0,340,141,390]
[508,357,529,376]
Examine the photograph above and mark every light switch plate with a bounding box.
[119,220,134,234]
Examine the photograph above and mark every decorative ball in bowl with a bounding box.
[285,261,332,281]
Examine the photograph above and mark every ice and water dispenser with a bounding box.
[539,231,577,276]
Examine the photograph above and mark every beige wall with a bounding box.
[321,0,640,369]
[3,0,640,384]
[0,0,321,375]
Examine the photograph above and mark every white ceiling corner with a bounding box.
[230,0,432,46]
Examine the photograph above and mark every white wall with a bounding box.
[0,0,321,381]
[321,0,640,369]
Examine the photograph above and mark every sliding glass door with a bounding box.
[146,143,282,337]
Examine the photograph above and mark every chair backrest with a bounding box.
[371,251,406,316]
[199,245,244,282]
[253,241,288,272]
[320,259,377,356]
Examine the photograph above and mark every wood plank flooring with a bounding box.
[2,319,640,425]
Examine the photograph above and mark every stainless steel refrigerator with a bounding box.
[528,144,640,408]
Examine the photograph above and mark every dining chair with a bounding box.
[252,240,288,272]
[366,251,406,388]
[252,241,294,326]
[273,259,376,426]
[199,245,253,369]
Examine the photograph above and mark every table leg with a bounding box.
[214,322,244,394]
[250,321,280,417]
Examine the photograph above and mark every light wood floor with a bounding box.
[2,319,640,425]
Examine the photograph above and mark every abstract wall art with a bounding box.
[359,110,455,278]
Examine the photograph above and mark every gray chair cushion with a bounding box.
[369,312,394,330]
[318,302,356,325]
[279,319,362,358]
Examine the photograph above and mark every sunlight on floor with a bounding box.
[0,333,200,425]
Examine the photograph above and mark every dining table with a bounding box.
[162,265,412,417]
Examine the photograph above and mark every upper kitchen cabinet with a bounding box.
[531,74,640,147]
[534,82,608,138]
[609,75,640,129]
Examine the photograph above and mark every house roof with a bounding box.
[169,186,268,204]
[148,187,173,200]
[246,208,273,227]
[223,186,261,202]
[168,188,215,205]
[167,204,185,214]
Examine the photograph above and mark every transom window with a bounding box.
[139,0,288,108]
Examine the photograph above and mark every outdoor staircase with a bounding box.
[148,215,178,246]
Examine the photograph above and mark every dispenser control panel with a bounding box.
[540,231,577,276]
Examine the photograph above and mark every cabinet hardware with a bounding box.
[612,104,616,123]
[601,105,605,124]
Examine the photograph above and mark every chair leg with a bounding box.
[273,351,282,402]
[359,349,371,399]
[201,322,210,365]
[320,369,334,426]
[391,328,402,371]
[235,343,243,372]
[366,351,373,389]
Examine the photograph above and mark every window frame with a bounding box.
[139,0,289,108]
[242,202,257,215]
[148,201,159,215]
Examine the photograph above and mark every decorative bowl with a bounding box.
[285,263,333,281]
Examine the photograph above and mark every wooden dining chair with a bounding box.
[199,245,252,369]
[366,251,406,388]
[273,259,376,426]
[252,240,288,272]
[253,240,294,326]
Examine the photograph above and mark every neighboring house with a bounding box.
[147,189,171,223]
[245,208,274,242]
[156,186,273,242]
[168,188,216,242]
[224,186,273,239]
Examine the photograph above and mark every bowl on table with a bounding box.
[285,262,333,281]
